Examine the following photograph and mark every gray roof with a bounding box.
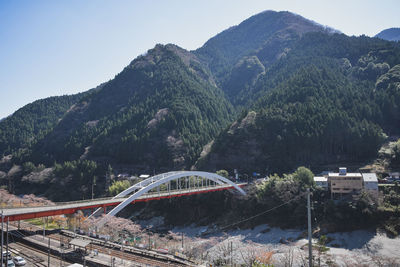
[328,173,362,177]
[69,238,91,248]
[362,173,378,182]
[314,176,327,182]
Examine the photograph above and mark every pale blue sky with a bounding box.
[1,0,399,118]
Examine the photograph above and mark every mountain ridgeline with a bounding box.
[0,92,87,155]
[13,44,234,171]
[1,11,400,190]
[194,10,336,105]
[375,28,400,42]
[196,32,400,173]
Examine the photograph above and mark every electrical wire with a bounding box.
[208,191,309,234]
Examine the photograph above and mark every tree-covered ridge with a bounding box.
[375,28,400,42]
[2,10,400,201]
[21,44,234,171]
[194,11,332,97]
[0,93,86,155]
[197,32,400,174]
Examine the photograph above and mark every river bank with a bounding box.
[166,223,400,266]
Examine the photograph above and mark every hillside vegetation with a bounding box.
[0,11,400,198]
[0,93,87,155]
[197,32,400,173]
[375,28,400,42]
[14,44,234,172]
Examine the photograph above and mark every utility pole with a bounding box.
[307,188,312,267]
[43,217,46,239]
[6,218,9,263]
[92,176,97,200]
[1,212,4,265]
[60,235,63,267]
[230,241,233,267]
[48,237,51,267]
[181,232,184,250]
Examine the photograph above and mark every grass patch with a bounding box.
[24,218,60,230]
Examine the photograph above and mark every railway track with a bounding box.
[91,243,185,267]
[48,233,188,267]
[9,240,69,267]
[8,221,191,266]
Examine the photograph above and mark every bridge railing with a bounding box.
[1,182,246,210]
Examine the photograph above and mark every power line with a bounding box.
[212,191,308,233]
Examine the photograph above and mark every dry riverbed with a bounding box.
[168,224,400,266]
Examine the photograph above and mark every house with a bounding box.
[313,176,328,190]
[315,167,379,199]
[328,167,363,198]
[362,173,378,197]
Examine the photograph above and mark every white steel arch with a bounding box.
[95,171,246,226]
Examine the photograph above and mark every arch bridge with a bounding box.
[94,171,246,226]
[1,171,246,223]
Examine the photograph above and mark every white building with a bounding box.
[314,176,328,190]
[362,173,378,196]
[314,167,380,198]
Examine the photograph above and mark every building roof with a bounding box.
[314,176,327,182]
[69,238,91,248]
[362,173,378,182]
[328,173,362,177]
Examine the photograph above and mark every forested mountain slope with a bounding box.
[0,92,87,155]
[1,11,400,198]
[375,28,400,42]
[194,10,336,105]
[196,32,400,173]
[19,44,234,171]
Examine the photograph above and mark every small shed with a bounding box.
[69,238,91,254]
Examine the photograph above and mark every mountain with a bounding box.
[0,92,88,156]
[194,10,337,105]
[196,32,400,173]
[1,10,400,196]
[375,28,400,41]
[19,44,234,171]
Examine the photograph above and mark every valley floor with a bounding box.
[167,223,400,266]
